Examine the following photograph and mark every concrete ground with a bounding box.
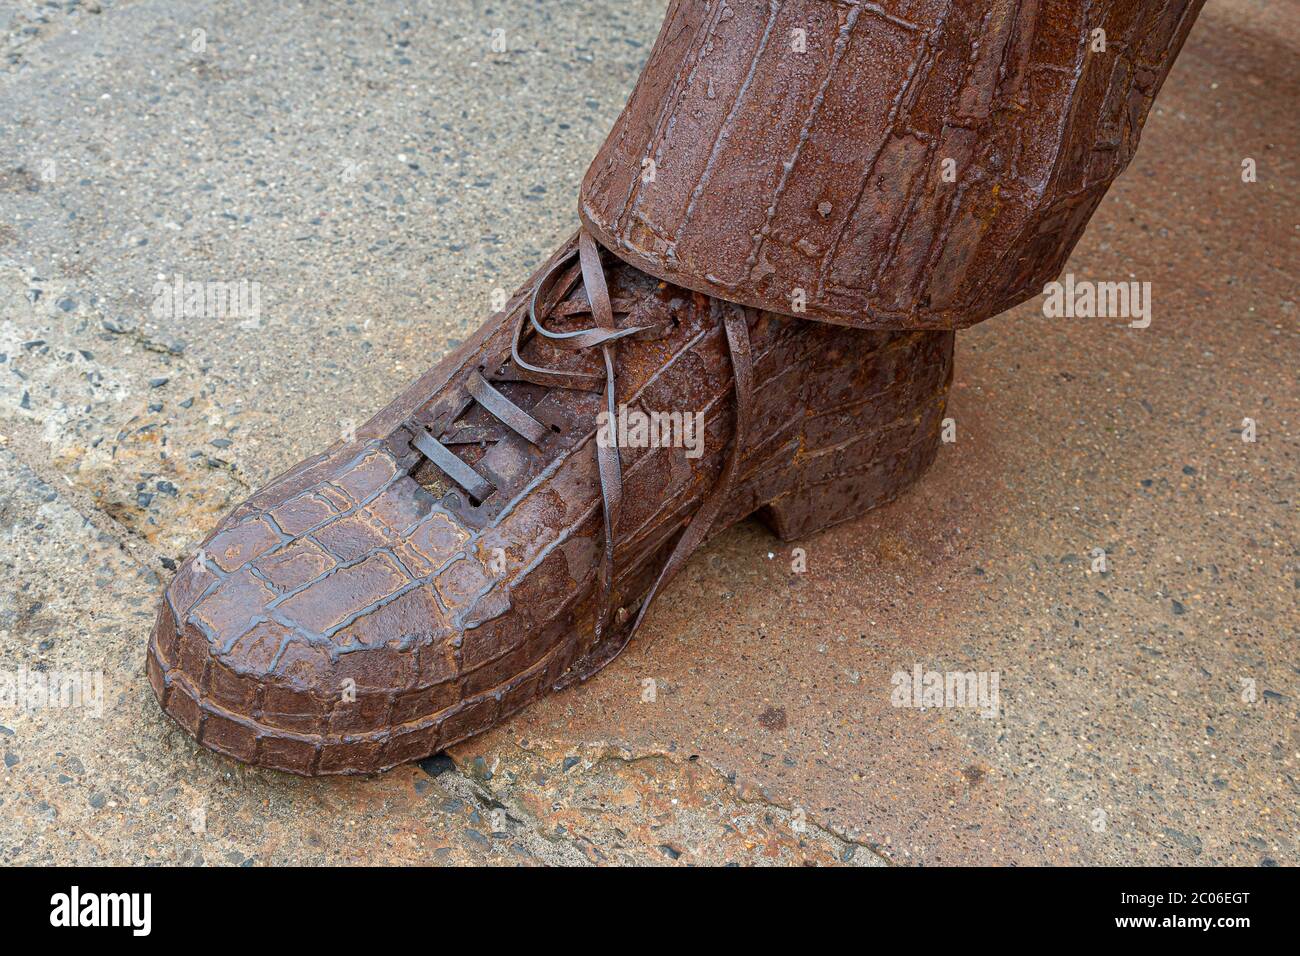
[0,0,1294,866]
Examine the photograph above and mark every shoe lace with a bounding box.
[407,228,753,675]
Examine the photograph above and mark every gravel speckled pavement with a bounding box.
[0,0,1295,865]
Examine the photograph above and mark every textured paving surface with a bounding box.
[0,0,1295,865]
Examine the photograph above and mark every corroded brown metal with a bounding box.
[580,0,1206,329]
[148,233,953,775]
[147,0,1206,775]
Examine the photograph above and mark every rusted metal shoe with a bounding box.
[148,231,953,774]
[147,0,1209,773]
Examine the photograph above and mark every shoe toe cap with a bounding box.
[148,442,515,771]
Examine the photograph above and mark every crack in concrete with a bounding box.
[452,740,893,865]
[586,746,895,864]
[0,422,162,575]
[0,262,256,561]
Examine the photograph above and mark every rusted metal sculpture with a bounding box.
[149,0,1203,774]
[583,0,1204,328]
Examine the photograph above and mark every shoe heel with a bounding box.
[755,417,943,542]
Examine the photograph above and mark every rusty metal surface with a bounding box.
[148,234,953,775]
[580,0,1206,329]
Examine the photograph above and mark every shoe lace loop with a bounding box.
[407,228,754,668]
